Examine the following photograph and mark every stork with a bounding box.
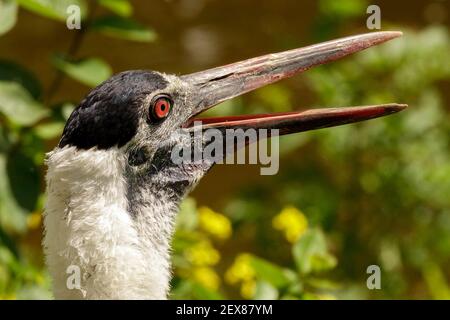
[43,31,407,299]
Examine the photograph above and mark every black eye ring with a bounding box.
[149,95,173,123]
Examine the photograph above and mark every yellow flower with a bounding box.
[192,267,221,291]
[240,279,256,299]
[185,240,220,266]
[225,254,261,299]
[272,206,308,243]
[27,211,42,229]
[198,207,232,240]
[225,253,255,285]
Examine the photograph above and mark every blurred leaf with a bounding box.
[201,98,244,119]
[171,279,224,300]
[16,284,52,299]
[279,134,310,156]
[21,129,46,165]
[310,254,337,273]
[306,278,340,290]
[52,55,112,87]
[191,281,224,300]
[0,0,18,36]
[0,60,42,99]
[91,16,157,42]
[253,281,279,300]
[293,229,337,274]
[0,227,19,257]
[0,81,48,126]
[6,150,40,212]
[318,0,367,18]
[17,0,87,21]
[0,154,27,233]
[422,262,450,300]
[33,122,64,140]
[176,197,199,231]
[256,85,292,112]
[57,102,76,120]
[249,255,291,288]
[172,230,202,252]
[98,0,132,17]
[0,125,9,152]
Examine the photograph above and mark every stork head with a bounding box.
[59,31,406,207]
[46,31,407,299]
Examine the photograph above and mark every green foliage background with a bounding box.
[0,0,449,299]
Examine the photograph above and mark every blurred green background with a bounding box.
[0,0,449,300]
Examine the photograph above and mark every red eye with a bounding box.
[151,96,172,121]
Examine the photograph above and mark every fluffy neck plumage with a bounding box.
[43,147,177,299]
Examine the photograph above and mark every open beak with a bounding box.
[181,31,406,135]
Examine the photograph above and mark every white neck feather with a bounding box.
[43,147,173,299]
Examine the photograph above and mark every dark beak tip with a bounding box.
[387,103,408,113]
